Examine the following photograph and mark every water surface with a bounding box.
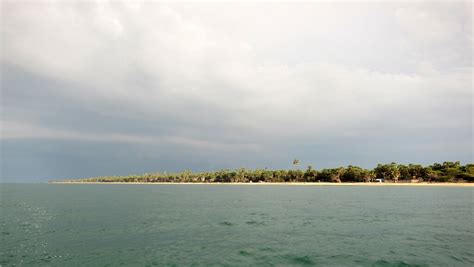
[1,184,473,266]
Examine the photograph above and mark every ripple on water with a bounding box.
[281,254,316,265]
[245,220,266,226]
[371,259,429,267]
[238,250,252,256]
[449,255,463,262]
[2,184,473,266]
[258,247,276,252]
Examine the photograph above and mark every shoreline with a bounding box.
[49,182,474,187]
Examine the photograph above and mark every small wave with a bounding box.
[449,255,463,262]
[245,220,266,226]
[371,259,428,266]
[283,255,315,265]
[258,247,276,252]
[238,250,252,256]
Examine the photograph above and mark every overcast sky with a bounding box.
[1,1,472,182]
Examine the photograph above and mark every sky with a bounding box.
[1,1,472,182]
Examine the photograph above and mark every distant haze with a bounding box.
[1,1,472,182]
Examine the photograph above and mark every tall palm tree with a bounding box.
[293,159,299,170]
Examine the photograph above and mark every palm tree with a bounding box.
[293,159,299,170]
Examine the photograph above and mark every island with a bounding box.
[53,161,473,184]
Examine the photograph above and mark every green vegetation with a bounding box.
[60,161,473,183]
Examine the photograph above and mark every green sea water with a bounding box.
[1,184,473,266]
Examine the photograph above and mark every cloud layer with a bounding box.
[1,1,472,181]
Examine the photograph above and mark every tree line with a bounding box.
[63,161,473,183]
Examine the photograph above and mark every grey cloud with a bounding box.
[1,1,472,182]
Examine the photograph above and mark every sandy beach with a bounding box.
[50,181,474,187]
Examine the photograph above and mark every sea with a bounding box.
[1,184,473,266]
